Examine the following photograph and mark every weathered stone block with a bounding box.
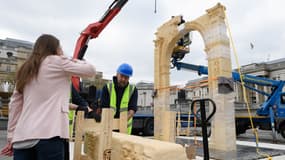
[111,132,188,160]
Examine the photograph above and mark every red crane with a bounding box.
[72,0,128,91]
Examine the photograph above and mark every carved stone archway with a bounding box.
[154,3,236,158]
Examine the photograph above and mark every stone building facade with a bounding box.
[136,81,188,113]
[81,71,111,93]
[0,38,33,118]
[0,38,33,92]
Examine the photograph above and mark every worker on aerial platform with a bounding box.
[172,16,192,61]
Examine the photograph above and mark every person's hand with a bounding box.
[69,103,78,110]
[0,142,13,157]
[127,110,135,121]
[87,106,93,113]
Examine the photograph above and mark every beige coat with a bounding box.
[7,55,96,143]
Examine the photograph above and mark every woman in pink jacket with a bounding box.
[0,34,96,160]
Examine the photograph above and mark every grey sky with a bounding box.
[1,0,285,86]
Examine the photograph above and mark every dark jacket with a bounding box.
[71,84,89,117]
[71,84,88,107]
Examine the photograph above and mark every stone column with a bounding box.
[154,16,182,142]
[202,5,236,159]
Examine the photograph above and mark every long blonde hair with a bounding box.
[16,34,60,93]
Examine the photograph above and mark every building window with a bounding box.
[251,96,256,104]
[7,52,13,58]
[272,76,281,80]
[6,65,11,72]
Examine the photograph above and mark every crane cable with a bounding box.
[154,0,157,13]
[224,10,272,160]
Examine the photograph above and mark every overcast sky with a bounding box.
[1,0,285,86]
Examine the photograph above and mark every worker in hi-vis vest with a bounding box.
[101,63,138,135]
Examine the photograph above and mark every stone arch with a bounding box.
[153,3,236,157]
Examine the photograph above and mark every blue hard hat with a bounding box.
[117,63,133,77]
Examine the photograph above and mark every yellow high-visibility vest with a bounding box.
[107,82,134,134]
[68,110,75,138]
[69,89,75,139]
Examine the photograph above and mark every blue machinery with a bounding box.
[171,57,285,139]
